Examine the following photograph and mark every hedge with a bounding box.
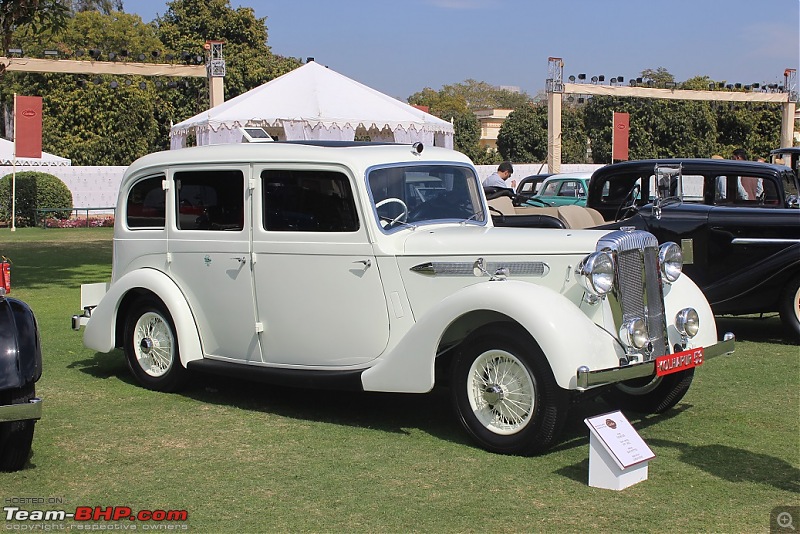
[0,171,73,227]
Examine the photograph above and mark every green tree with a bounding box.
[496,104,548,163]
[71,0,123,14]
[4,10,166,164]
[156,0,301,104]
[640,67,675,87]
[0,0,69,66]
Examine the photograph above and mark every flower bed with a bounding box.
[43,216,115,228]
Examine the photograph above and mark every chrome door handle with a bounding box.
[353,259,371,268]
[231,256,246,265]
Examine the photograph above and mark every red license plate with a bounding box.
[655,348,704,377]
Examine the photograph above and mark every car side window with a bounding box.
[126,176,165,229]
[174,170,244,231]
[558,181,578,197]
[541,181,559,196]
[262,169,359,232]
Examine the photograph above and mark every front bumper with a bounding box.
[576,334,735,390]
[0,397,43,423]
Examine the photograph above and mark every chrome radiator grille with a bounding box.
[597,230,668,359]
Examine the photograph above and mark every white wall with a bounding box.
[0,166,125,212]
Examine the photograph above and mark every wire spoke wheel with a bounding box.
[133,311,175,377]
[451,323,568,455]
[124,297,187,392]
[467,350,535,435]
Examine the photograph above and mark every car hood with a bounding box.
[400,225,609,256]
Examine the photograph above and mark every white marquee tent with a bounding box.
[169,61,454,149]
[0,138,71,166]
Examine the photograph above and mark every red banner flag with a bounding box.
[15,95,43,159]
[612,111,629,161]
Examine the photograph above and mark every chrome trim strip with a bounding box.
[731,238,800,245]
[411,261,549,277]
[576,336,735,390]
[0,398,42,422]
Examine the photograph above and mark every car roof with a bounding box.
[123,141,474,183]
[541,172,592,181]
[591,158,788,177]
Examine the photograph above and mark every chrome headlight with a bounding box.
[619,318,648,349]
[675,308,699,338]
[658,242,682,283]
[576,251,615,297]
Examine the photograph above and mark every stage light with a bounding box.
[137,53,146,61]
[7,48,23,56]
[568,75,576,82]
[43,50,59,58]
[577,73,586,81]
[89,49,101,59]
[139,82,147,90]
[110,81,118,89]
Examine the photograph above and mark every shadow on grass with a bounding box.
[3,241,112,290]
[69,351,471,447]
[554,400,800,493]
[646,438,800,493]
[716,314,797,346]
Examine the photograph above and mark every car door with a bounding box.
[166,167,262,363]
[251,165,390,367]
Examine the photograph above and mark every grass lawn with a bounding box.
[1,227,798,533]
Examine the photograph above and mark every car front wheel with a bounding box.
[451,323,568,455]
[0,382,36,472]
[124,297,187,392]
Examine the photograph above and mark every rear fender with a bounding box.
[83,269,203,367]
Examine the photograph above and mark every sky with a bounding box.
[125,0,800,101]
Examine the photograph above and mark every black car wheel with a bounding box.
[604,368,695,414]
[451,323,568,455]
[0,382,36,472]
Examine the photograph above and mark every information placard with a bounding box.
[584,410,655,469]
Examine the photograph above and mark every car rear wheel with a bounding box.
[605,368,695,414]
[0,382,36,472]
[451,323,568,455]
[124,297,187,392]
[779,274,800,341]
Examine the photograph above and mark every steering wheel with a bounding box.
[522,197,553,207]
[615,183,641,221]
[375,197,408,227]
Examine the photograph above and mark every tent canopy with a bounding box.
[170,61,453,149]
[0,138,71,166]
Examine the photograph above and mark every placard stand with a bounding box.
[584,410,655,491]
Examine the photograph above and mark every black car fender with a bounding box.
[0,296,42,391]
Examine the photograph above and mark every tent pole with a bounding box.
[10,93,15,232]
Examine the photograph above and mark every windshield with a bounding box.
[368,164,485,231]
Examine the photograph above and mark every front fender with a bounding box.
[83,269,203,367]
[361,280,624,392]
[0,296,41,390]
[663,273,719,350]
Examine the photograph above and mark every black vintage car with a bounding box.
[587,159,800,339]
[0,276,42,471]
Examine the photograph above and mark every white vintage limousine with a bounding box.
[72,141,734,455]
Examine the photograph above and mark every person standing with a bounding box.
[482,161,514,189]
[734,148,763,200]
